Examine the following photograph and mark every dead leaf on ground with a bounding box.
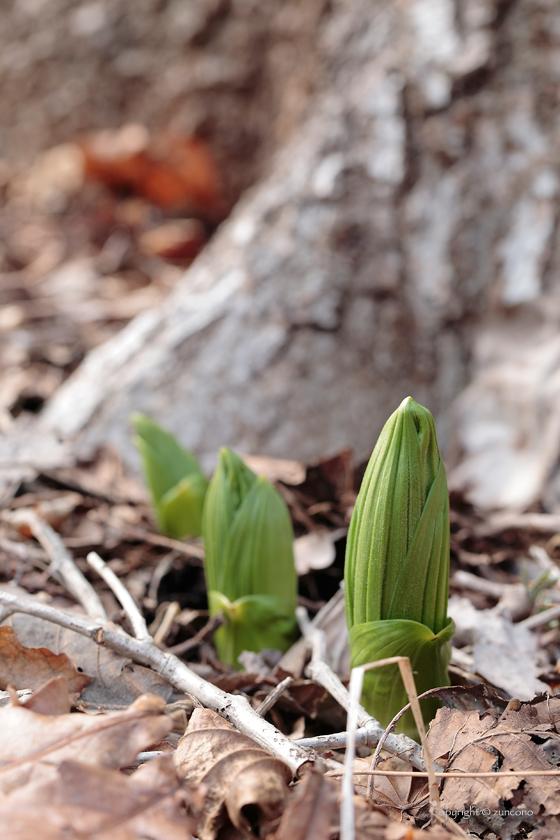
[5,612,174,710]
[344,756,428,823]
[0,755,195,840]
[21,675,72,716]
[0,692,172,795]
[448,597,549,699]
[271,766,338,840]
[81,124,222,215]
[0,625,90,697]
[175,707,292,840]
[428,697,560,820]
[353,796,457,840]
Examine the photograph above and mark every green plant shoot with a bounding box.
[344,396,454,737]
[203,447,297,667]
[132,413,208,540]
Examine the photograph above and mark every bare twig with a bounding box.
[295,607,428,771]
[257,676,294,717]
[329,767,560,778]
[166,612,224,656]
[0,589,314,775]
[4,510,107,620]
[520,604,560,630]
[452,570,509,598]
[153,601,181,646]
[87,551,150,640]
[350,658,467,840]
[340,666,364,840]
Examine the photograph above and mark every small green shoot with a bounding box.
[132,413,208,539]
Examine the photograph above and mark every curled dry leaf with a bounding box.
[271,766,338,840]
[0,755,195,840]
[0,692,173,795]
[0,626,90,697]
[175,707,292,840]
[428,696,560,820]
[346,756,429,823]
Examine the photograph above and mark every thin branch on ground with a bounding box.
[257,676,294,717]
[166,612,224,656]
[153,601,181,646]
[295,607,429,772]
[2,510,107,620]
[87,551,150,640]
[0,589,314,775]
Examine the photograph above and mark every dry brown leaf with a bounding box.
[271,766,338,840]
[5,612,174,710]
[175,707,292,840]
[353,796,457,840]
[0,692,172,795]
[429,700,560,819]
[0,625,90,696]
[22,675,71,716]
[81,124,222,214]
[0,755,194,840]
[348,757,428,823]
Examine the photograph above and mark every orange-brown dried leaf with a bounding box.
[0,625,90,696]
[0,755,194,840]
[175,707,292,840]
[271,767,338,840]
[0,692,172,795]
[81,125,222,214]
[6,612,174,710]
[22,675,71,716]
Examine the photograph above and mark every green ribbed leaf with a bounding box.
[344,397,452,732]
[349,617,455,738]
[209,592,297,667]
[132,413,207,538]
[202,448,258,595]
[157,473,208,540]
[202,449,297,667]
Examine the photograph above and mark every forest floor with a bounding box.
[1,118,560,840]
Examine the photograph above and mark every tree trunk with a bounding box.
[4,0,560,511]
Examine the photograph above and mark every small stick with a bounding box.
[166,612,224,656]
[329,767,560,778]
[356,656,468,840]
[0,589,313,774]
[296,607,429,771]
[87,551,150,641]
[340,666,364,840]
[257,676,294,717]
[520,604,560,629]
[153,602,181,646]
[14,510,107,620]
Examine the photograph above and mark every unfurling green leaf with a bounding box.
[203,448,297,667]
[132,413,208,539]
[344,396,454,737]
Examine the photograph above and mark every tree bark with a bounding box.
[4,0,560,510]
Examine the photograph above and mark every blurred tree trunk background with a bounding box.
[3,0,560,512]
